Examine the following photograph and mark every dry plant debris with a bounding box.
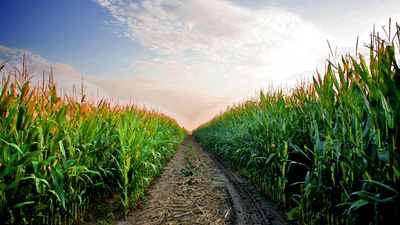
[116,136,231,225]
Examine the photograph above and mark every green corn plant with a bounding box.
[0,55,187,224]
[194,21,400,224]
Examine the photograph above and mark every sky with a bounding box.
[1,0,399,130]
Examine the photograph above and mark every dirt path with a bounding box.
[87,136,289,224]
[116,136,232,224]
[200,141,289,225]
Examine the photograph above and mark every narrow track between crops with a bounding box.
[199,138,289,225]
[85,136,289,224]
[112,135,232,224]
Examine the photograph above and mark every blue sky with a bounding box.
[1,0,399,130]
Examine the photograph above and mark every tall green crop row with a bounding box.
[194,24,400,224]
[0,59,187,224]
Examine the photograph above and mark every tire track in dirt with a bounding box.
[86,136,290,224]
[198,138,289,225]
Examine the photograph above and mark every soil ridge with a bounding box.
[198,140,289,225]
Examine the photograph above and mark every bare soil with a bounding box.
[115,136,232,225]
[200,139,290,225]
[85,136,290,225]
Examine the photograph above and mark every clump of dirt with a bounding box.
[115,136,232,225]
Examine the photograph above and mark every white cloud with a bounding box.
[92,0,338,128]
[0,45,108,99]
[94,0,330,95]
[0,45,51,73]
[0,45,87,81]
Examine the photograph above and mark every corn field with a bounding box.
[0,58,187,224]
[194,24,400,224]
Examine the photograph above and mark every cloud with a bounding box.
[96,0,322,55]
[0,45,228,130]
[92,0,348,129]
[0,45,51,74]
[1,1,340,129]
[0,45,105,97]
[89,76,234,130]
[0,45,82,79]
[94,0,330,93]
